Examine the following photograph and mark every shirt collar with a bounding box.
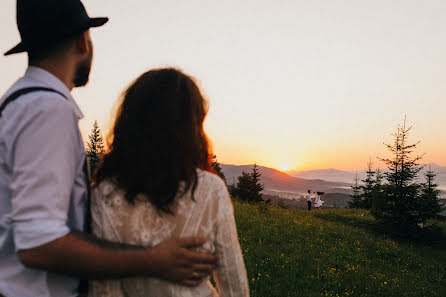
[24,66,84,119]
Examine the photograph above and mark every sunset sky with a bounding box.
[1,0,446,171]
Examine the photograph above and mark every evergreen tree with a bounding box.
[348,172,363,208]
[374,167,384,189]
[211,155,226,183]
[250,164,264,202]
[234,171,252,201]
[233,164,264,203]
[373,117,424,229]
[418,167,445,221]
[370,167,385,211]
[360,158,376,209]
[86,120,105,174]
[227,183,237,198]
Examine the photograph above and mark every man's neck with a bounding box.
[29,61,75,91]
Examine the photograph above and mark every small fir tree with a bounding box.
[374,167,384,189]
[234,171,253,202]
[370,167,385,211]
[233,164,264,203]
[250,164,264,202]
[348,172,363,208]
[211,155,226,183]
[360,158,376,209]
[373,117,424,229]
[227,183,237,198]
[86,120,105,174]
[418,167,445,221]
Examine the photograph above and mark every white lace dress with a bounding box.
[314,195,324,208]
[88,170,249,297]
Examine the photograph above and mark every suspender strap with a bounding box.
[0,87,66,117]
[1,86,92,293]
[0,86,92,230]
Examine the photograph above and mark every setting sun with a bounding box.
[281,164,290,171]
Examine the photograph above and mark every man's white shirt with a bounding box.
[0,66,88,297]
[306,194,313,202]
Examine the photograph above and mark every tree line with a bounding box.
[86,121,266,205]
[211,156,265,203]
[348,117,445,231]
[87,117,444,233]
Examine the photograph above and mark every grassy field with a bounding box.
[233,201,446,297]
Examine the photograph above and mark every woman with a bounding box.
[89,68,249,297]
[314,192,325,211]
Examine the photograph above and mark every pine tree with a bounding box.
[373,117,424,229]
[418,166,445,221]
[348,172,363,208]
[250,164,264,202]
[233,164,264,203]
[227,183,237,198]
[370,167,385,211]
[374,167,384,189]
[234,171,253,202]
[86,120,105,174]
[211,155,226,183]
[360,158,376,209]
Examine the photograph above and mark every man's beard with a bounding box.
[73,40,93,87]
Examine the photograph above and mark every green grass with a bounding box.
[234,202,446,297]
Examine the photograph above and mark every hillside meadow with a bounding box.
[233,201,446,297]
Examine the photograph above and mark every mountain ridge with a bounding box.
[286,163,446,190]
[221,164,352,197]
[220,163,446,198]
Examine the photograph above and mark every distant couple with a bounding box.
[0,1,248,297]
[306,190,325,211]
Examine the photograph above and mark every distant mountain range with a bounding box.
[221,164,352,198]
[220,163,446,199]
[287,168,363,184]
[287,163,446,191]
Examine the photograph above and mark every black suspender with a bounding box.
[0,87,91,230]
[0,87,67,117]
[1,86,92,293]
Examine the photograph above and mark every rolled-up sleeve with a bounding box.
[10,96,78,251]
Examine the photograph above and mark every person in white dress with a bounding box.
[89,68,249,297]
[314,192,325,210]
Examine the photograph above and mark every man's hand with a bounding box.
[17,231,217,286]
[146,237,218,286]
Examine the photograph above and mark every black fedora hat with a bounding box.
[4,0,108,56]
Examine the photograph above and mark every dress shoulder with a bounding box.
[196,169,227,193]
[93,179,119,198]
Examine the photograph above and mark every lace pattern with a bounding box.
[88,170,249,297]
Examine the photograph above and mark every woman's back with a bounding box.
[89,169,249,297]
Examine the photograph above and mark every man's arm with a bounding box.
[10,98,216,286]
[18,230,217,286]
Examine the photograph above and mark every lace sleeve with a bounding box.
[213,181,249,297]
[88,186,125,297]
[90,188,104,239]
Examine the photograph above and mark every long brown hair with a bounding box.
[95,68,211,213]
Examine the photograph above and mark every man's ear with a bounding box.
[74,31,90,56]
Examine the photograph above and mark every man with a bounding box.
[306,190,312,211]
[0,1,216,296]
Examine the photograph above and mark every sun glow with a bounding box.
[280,164,290,171]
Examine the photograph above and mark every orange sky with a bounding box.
[1,0,446,171]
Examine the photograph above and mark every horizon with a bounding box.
[2,0,446,172]
[220,161,446,173]
[219,162,446,193]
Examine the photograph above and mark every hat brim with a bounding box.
[4,42,27,56]
[4,17,109,56]
[89,17,109,28]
